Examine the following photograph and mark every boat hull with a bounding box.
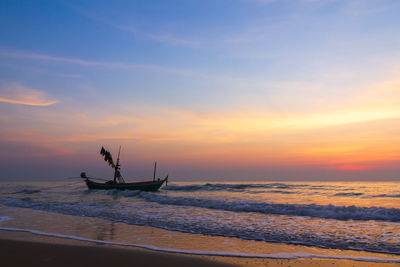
[85,178,166,191]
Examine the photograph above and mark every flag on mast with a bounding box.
[100,147,115,168]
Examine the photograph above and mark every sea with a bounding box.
[1,181,400,264]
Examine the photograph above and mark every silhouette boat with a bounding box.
[81,146,168,191]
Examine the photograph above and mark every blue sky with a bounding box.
[1,0,400,181]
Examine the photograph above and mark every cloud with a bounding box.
[64,2,201,48]
[113,23,202,48]
[342,0,400,16]
[113,23,200,48]
[146,33,201,48]
[54,73,82,78]
[0,49,208,78]
[0,84,58,106]
[247,0,277,4]
[0,49,130,67]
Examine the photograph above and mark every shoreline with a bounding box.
[0,238,236,267]
[2,226,400,263]
[1,230,400,267]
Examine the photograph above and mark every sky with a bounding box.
[1,0,400,181]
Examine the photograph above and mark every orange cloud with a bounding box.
[1,71,400,171]
[0,84,58,106]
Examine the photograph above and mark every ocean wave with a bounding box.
[0,216,12,223]
[369,194,400,198]
[136,193,400,222]
[265,190,297,194]
[164,183,308,192]
[12,189,41,195]
[1,227,400,263]
[1,197,400,254]
[163,183,360,193]
[334,192,364,197]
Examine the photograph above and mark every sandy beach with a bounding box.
[0,231,236,267]
[1,230,400,267]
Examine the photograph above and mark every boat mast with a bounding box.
[114,146,122,183]
[153,161,157,182]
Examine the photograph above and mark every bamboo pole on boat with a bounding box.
[114,146,122,183]
[153,161,157,182]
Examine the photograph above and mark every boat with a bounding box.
[84,177,167,191]
[81,146,168,191]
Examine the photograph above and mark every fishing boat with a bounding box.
[81,146,168,191]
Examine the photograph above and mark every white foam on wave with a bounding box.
[0,216,12,223]
[0,226,399,263]
[137,193,400,222]
[2,197,400,254]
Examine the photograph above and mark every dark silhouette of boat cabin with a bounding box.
[81,146,168,191]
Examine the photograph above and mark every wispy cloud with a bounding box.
[55,73,82,78]
[0,49,208,78]
[0,49,127,67]
[253,0,277,4]
[0,84,58,106]
[64,2,201,48]
[112,23,201,48]
[110,22,201,48]
[146,33,201,48]
[342,0,400,16]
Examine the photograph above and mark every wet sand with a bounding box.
[1,230,400,267]
[0,236,236,267]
